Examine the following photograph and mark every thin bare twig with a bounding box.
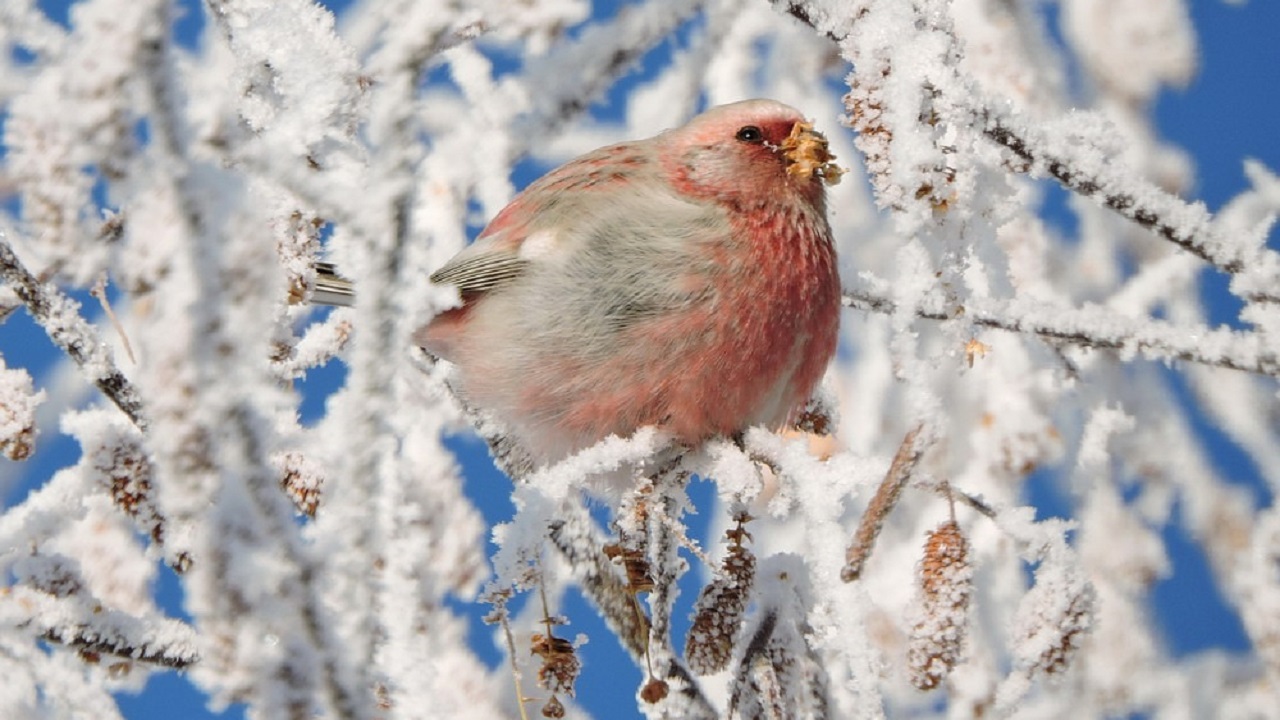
[91,274,136,365]
[496,602,531,720]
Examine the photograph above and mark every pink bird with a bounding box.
[417,99,843,465]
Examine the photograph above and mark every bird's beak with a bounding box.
[780,122,845,186]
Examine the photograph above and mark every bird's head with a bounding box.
[661,99,843,207]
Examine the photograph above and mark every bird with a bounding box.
[315,99,843,466]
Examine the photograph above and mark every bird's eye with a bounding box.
[735,125,764,143]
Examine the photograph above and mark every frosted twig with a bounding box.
[726,610,779,718]
[491,598,531,720]
[270,314,353,380]
[40,627,195,670]
[2,588,198,670]
[841,287,1280,378]
[0,361,41,461]
[780,0,1280,301]
[547,507,650,656]
[510,0,708,159]
[0,236,146,430]
[971,107,1279,301]
[547,502,717,717]
[931,481,998,521]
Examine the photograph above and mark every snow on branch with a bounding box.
[6,0,1280,717]
[509,0,709,153]
[0,235,146,429]
[0,359,43,461]
[967,105,1280,303]
[547,505,651,657]
[842,284,1280,378]
[781,0,1280,308]
[1,587,198,670]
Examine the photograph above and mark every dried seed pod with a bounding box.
[907,520,973,691]
[685,515,757,675]
[540,695,565,718]
[640,678,669,704]
[531,632,580,698]
[603,542,654,594]
[843,425,930,582]
[780,121,846,185]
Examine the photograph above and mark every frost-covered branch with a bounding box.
[970,107,1280,302]
[0,360,42,461]
[842,286,1280,378]
[0,588,199,670]
[548,508,650,657]
[509,0,708,156]
[5,0,1279,717]
[0,236,146,429]
[783,0,1280,306]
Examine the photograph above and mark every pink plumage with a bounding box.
[418,99,842,464]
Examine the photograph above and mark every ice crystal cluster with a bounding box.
[1,0,1278,718]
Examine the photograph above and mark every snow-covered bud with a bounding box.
[273,450,325,517]
[0,362,42,461]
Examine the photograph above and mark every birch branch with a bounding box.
[2,588,198,670]
[772,0,1280,304]
[968,106,1280,303]
[0,235,147,430]
[842,287,1280,378]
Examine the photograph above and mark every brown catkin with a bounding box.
[908,520,972,691]
[685,516,757,675]
[843,425,929,582]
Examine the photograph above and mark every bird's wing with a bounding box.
[430,141,657,296]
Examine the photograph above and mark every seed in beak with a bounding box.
[780,121,846,186]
